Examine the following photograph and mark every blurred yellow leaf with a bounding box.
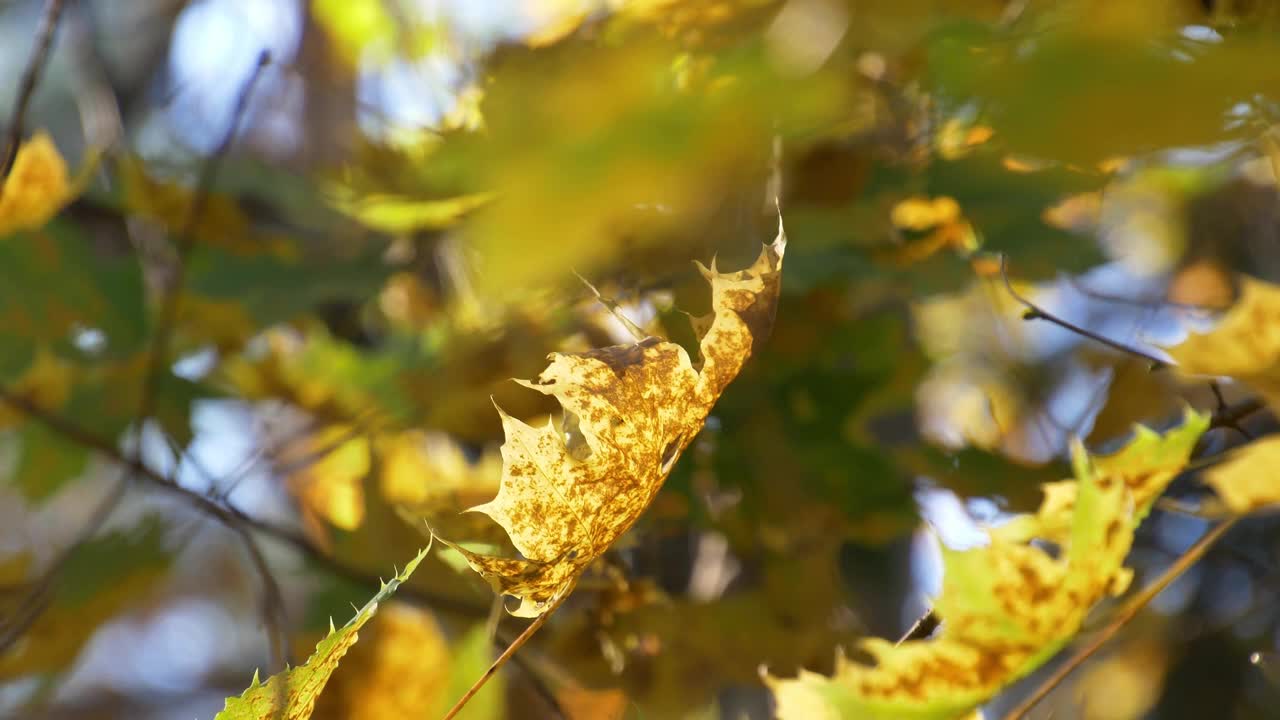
[1097,167,1209,277]
[890,196,960,232]
[1076,632,1168,720]
[767,416,1204,719]
[936,119,994,161]
[0,347,72,430]
[0,132,72,236]
[1203,436,1280,514]
[885,196,979,266]
[443,218,784,617]
[1042,191,1101,233]
[378,273,438,329]
[311,603,450,720]
[216,547,430,720]
[1166,276,1280,410]
[381,430,501,510]
[282,425,370,534]
[524,0,601,47]
[559,687,630,720]
[311,0,438,65]
[324,186,493,234]
[912,278,1038,362]
[119,156,257,254]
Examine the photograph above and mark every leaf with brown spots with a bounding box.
[214,546,430,720]
[994,409,1209,546]
[766,413,1208,719]
[441,216,785,617]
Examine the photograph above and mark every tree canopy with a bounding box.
[3,1,1280,719]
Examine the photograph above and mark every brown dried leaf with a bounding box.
[444,217,786,617]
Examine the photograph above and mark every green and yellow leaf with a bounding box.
[766,413,1208,719]
[214,546,430,720]
[312,605,503,720]
[994,408,1210,545]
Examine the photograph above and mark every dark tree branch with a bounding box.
[1210,395,1266,435]
[999,255,1170,370]
[0,387,487,620]
[136,50,270,430]
[0,475,126,657]
[1,0,66,177]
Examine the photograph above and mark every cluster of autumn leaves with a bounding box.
[6,115,1267,717]
[6,5,1280,718]
[205,187,1280,719]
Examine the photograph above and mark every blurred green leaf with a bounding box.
[10,421,90,503]
[0,219,146,376]
[187,240,392,329]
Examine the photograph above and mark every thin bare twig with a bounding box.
[0,387,487,620]
[1064,276,1218,314]
[0,475,126,657]
[999,255,1170,370]
[1002,517,1239,720]
[1210,396,1266,435]
[442,584,576,720]
[136,50,270,429]
[235,525,292,673]
[1,0,66,177]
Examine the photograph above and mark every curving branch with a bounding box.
[0,386,488,620]
[999,255,1171,370]
[1,0,66,177]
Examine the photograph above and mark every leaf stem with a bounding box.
[441,584,575,720]
[1001,517,1239,720]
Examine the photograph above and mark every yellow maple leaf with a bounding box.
[443,216,785,617]
[280,425,370,534]
[0,132,72,236]
[1203,436,1280,514]
[1166,275,1280,411]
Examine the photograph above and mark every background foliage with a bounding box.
[2,0,1280,718]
